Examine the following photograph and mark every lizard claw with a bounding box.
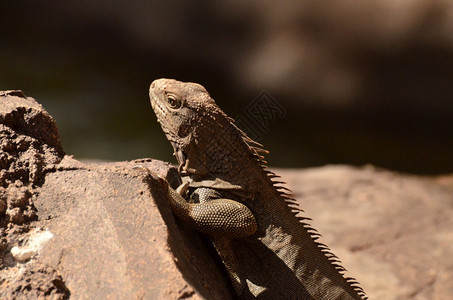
[175,181,190,196]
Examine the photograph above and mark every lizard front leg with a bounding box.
[160,178,257,298]
[166,184,257,239]
[187,187,257,299]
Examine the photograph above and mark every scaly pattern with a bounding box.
[149,78,367,299]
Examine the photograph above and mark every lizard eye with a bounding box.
[167,96,182,109]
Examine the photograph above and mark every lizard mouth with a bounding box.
[151,97,166,120]
[149,85,168,125]
[149,82,182,151]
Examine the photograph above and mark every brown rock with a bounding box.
[0,91,64,227]
[2,90,453,299]
[1,91,69,299]
[0,91,233,299]
[32,158,233,299]
[278,166,453,300]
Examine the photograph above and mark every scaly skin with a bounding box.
[149,78,367,299]
[167,182,257,238]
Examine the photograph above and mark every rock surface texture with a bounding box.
[279,167,453,300]
[0,92,233,299]
[1,91,452,299]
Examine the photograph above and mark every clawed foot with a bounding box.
[175,181,190,197]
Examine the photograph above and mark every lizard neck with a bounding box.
[179,113,262,189]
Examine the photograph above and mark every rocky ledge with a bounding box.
[0,91,452,299]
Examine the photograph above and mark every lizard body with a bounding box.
[149,79,366,299]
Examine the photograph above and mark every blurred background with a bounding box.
[0,1,452,174]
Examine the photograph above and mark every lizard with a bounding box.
[148,78,367,299]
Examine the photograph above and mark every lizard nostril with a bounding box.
[150,81,156,90]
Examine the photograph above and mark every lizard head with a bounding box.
[149,78,221,174]
[149,78,263,179]
[149,78,215,140]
